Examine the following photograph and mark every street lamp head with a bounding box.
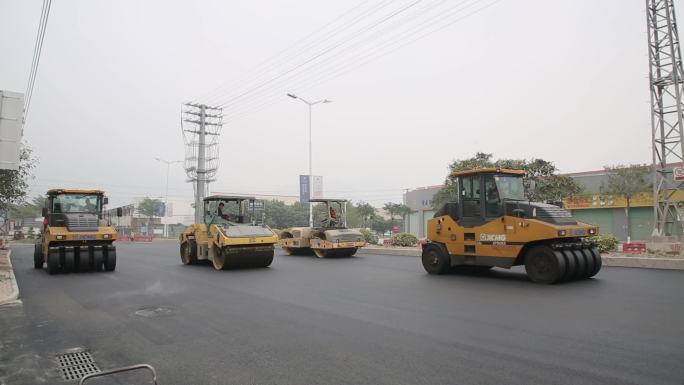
[323,99,333,104]
[287,93,298,99]
[154,157,161,161]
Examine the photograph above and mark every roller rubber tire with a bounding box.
[313,248,328,258]
[63,248,76,273]
[571,249,589,279]
[561,249,581,281]
[47,249,60,275]
[588,247,602,278]
[281,247,295,255]
[421,245,450,275]
[104,247,116,272]
[33,243,43,269]
[580,248,596,279]
[91,248,104,272]
[76,247,90,272]
[524,246,563,284]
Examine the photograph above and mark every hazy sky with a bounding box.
[0,0,673,207]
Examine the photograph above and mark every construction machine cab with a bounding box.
[203,195,265,226]
[424,168,600,283]
[43,189,108,229]
[310,198,347,228]
[35,188,119,275]
[437,168,527,225]
[180,195,277,270]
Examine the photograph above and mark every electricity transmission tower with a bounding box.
[182,103,223,223]
[646,0,684,236]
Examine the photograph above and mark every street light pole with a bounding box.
[287,93,332,227]
[154,157,182,237]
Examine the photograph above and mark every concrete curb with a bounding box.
[0,249,21,306]
[356,246,684,270]
[602,255,684,270]
[357,247,420,257]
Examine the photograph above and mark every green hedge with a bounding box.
[359,229,378,245]
[391,232,418,247]
[587,233,619,253]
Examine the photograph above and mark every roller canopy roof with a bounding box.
[449,168,526,178]
[204,195,256,202]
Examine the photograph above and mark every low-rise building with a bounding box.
[403,185,442,238]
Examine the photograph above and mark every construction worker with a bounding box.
[329,207,338,226]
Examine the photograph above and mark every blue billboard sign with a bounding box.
[156,202,166,217]
[299,175,310,203]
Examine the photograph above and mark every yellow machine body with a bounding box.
[422,169,602,283]
[279,199,365,258]
[179,196,278,270]
[428,214,597,265]
[34,188,119,274]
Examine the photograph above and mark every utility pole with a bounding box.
[154,157,182,237]
[646,0,684,237]
[182,103,222,224]
[197,105,207,223]
[287,93,332,227]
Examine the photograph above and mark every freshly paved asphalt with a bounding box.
[1,242,683,385]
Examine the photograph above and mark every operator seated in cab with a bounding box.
[329,207,338,227]
[215,202,244,224]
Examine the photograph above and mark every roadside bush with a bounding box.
[391,232,418,247]
[360,228,378,245]
[587,233,619,253]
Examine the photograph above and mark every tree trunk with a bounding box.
[626,197,631,243]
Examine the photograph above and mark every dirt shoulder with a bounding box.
[0,249,20,305]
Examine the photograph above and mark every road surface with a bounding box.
[1,242,683,384]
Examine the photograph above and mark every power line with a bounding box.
[220,0,492,119]
[196,0,388,105]
[24,0,52,127]
[213,0,458,115]
[221,0,500,123]
[210,0,426,110]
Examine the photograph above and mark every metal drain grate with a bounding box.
[57,351,101,381]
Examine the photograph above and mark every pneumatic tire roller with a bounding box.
[423,168,602,284]
[34,188,121,275]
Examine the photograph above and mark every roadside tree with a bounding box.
[603,164,651,242]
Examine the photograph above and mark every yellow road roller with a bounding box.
[279,199,365,258]
[34,189,121,274]
[179,195,278,270]
[423,168,601,284]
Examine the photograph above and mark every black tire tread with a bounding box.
[524,245,563,284]
[562,249,580,281]
[63,248,76,273]
[588,247,602,278]
[104,246,116,271]
[47,249,60,275]
[572,249,589,279]
[421,244,450,275]
[33,243,43,269]
[580,248,596,279]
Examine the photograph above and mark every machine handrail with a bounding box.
[78,364,158,385]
